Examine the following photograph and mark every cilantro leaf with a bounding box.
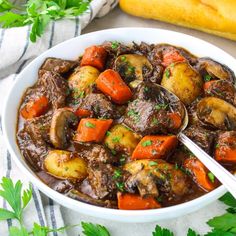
[9,226,29,236]
[207,213,236,232]
[0,12,27,28]
[81,222,111,236]
[152,225,174,236]
[219,192,236,207]
[187,228,200,236]
[22,185,32,209]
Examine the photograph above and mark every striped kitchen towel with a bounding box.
[0,0,118,235]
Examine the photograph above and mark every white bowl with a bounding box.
[3,28,235,223]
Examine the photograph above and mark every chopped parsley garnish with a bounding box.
[119,156,126,165]
[208,172,215,183]
[113,169,122,179]
[204,74,212,82]
[151,118,159,125]
[142,140,152,147]
[149,161,158,166]
[215,143,220,148]
[111,41,119,49]
[85,121,95,128]
[127,109,140,122]
[116,182,125,192]
[106,131,111,136]
[121,55,127,62]
[127,65,135,73]
[165,68,171,78]
[111,149,117,155]
[144,87,149,92]
[112,136,121,143]
[155,103,168,111]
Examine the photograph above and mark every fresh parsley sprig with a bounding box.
[0,0,91,42]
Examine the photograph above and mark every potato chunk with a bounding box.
[68,66,100,98]
[161,62,203,105]
[104,124,141,154]
[44,150,87,180]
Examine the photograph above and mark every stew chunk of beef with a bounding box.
[183,125,215,154]
[40,57,77,75]
[38,70,69,109]
[17,114,52,170]
[123,82,184,135]
[80,93,122,119]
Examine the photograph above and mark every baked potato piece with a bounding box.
[104,124,141,154]
[68,66,100,98]
[115,54,152,88]
[44,150,87,180]
[197,97,236,130]
[161,62,203,105]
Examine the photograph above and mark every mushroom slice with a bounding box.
[196,57,235,84]
[50,108,78,149]
[115,54,153,87]
[124,159,189,197]
[125,169,159,197]
[197,97,236,130]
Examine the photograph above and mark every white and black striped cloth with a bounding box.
[0,1,118,235]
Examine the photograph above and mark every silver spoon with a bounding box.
[157,84,236,199]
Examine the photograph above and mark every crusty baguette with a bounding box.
[119,0,236,41]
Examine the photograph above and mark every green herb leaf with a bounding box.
[219,192,236,207]
[22,185,32,209]
[149,161,158,166]
[152,225,174,236]
[113,169,122,179]
[142,140,152,147]
[165,69,170,78]
[204,74,212,82]
[81,222,111,236]
[111,41,119,49]
[187,228,200,236]
[9,226,29,236]
[85,121,95,128]
[0,208,16,220]
[205,229,235,236]
[115,182,125,192]
[0,0,13,12]
[207,213,236,232]
[207,172,215,183]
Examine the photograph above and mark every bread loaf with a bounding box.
[119,0,236,41]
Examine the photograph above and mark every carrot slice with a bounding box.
[96,69,132,104]
[131,135,178,160]
[168,113,182,130]
[74,118,113,143]
[162,49,185,67]
[81,46,107,71]
[215,132,236,163]
[203,80,217,91]
[184,157,216,192]
[117,192,161,210]
[20,96,49,119]
[74,108,91,118]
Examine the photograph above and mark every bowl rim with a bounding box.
[2,27,232,222]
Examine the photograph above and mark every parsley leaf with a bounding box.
[205,229,235,236]
[142,140,152,147]
[207,213,236,232]
[85,121,95,128]
[187,228,200,236]
[0,0,91,42]
[152,225,174,236]
[9,226,29,236]
[219,192,236,207]
[81,222,111,236]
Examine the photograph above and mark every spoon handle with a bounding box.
[178,132,236,199]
